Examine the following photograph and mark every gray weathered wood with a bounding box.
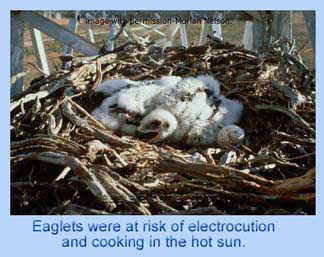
[16,11,100,56]
[179,24,188,48]
[11,13,25,96]
[303,11,315,54]
[29,26,50,75]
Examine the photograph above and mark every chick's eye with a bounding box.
[150,120,161,128]
[163,122,170,129]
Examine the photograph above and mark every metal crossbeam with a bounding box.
[16,11,100,56]
[46,10,254,20]
[107,17,117,51]
[198,20,209,46]
[212,23,222,40]
[63,15,79,69]
[11,13,25,96]
[303,11,315,54]
[243,21,254,51]
[179,24,188,48]
[272,11,292,41]
[29,26,50,75]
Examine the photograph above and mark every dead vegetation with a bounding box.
[11,37,315,215]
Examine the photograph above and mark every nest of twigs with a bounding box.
[11,38,315,215]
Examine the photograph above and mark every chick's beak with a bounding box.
[137,127,161,143]
[148,132,161,143]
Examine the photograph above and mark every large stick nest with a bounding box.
[11,38,315,215]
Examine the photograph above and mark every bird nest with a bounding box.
[11,38,315,215]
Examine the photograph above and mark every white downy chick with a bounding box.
[95,78,140,95]
[137,108,178,143]
[92,79,163,135]
[91,94,121,131]
[211,95,243,126]
[92,75,245,147]
[196,74,221,97]
[117,84,163,115]
[151,77,209,141]
[156,76,182,88]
